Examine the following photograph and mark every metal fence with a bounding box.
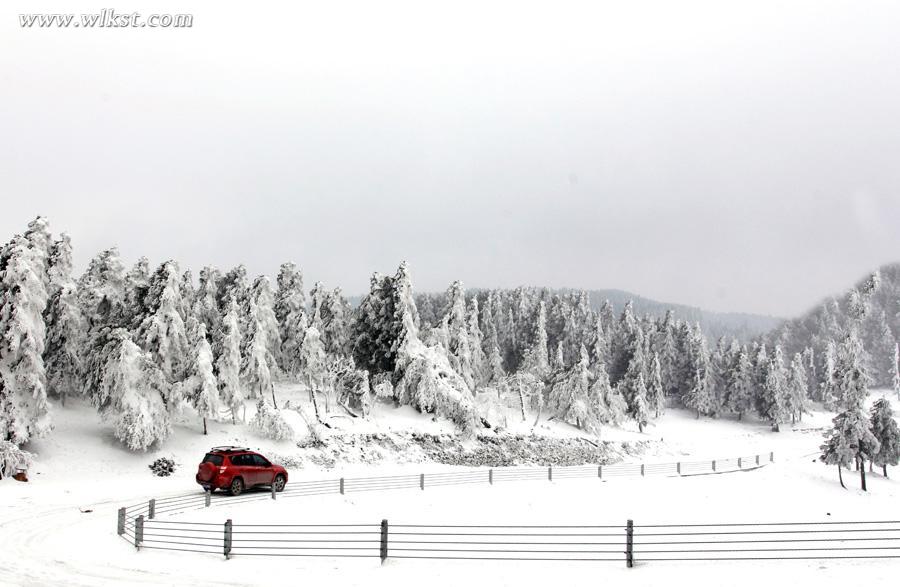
[118,517,900,564]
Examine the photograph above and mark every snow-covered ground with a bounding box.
[1,389,898,586]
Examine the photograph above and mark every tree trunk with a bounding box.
[859,457,867,491]
[883,464,888,478]
[838,464,845,489]
[638,423,644,433]
[271,385,279,410]
[231,410,236,425]
[308,375,322,422]
[202,417,208,435]
[696,410,700,420]
[61,393,66,407]
[518,384,527,422]
[738,412,743,421]
[869,460,873,473]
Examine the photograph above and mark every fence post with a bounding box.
[640,464,645,477]
[271,481,277,500]
[380,519,389,564]
[489,469,493,485]
[625,519,634,568]
[548,466,553,481]
[117,508,126,536]
[770,452,774,463]
[148,499,155,520]
[224,519,232,560]
[738,457,742,469]
[598,465,602,479]
[756,454,760,466]
[419,473,424,490]
[205,490,211,507]
[134,515,144,550]
[340,478,345,495]
[712,460,716,472]
[676,462,681,475]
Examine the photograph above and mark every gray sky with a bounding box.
[2,0,900,317]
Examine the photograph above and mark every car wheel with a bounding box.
[273,474,286,492]
[229,477,244,496]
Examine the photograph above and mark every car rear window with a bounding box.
[202,454,224,466]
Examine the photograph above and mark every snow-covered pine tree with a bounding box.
[439,281,476,390]
[46,233,74,297]
[179,270,195,321]
[182,318,221,435]
[24,217,52,292]
[85,328,170,451]
[726,348,755,420]
[787,353,809,423]
[134,260,189,391]
[194,267,222,339]
[552,341,565,372]
[43,284,86,404]
[834,332,870,410]
[609,301,639,385]
[0,234,52,445]
[592,362,627,426]
[466,297,487,387]
[632,373,650,432]
[77,248,126,329]
[802,347,818,402]
[250,396,294,441]
[647,352,665,418]
[760,346,790,431]
[820,408,880,490]
[241,277,280,406]
[682,367,714,419]
[547,345,596,432]
[870,398,900,477]
[299,325,327,420]
[121,256,151,328]
[617,329,648,418]
[320,288,352,358]
[820,340,838,409]
[274,262,305,345]
[865,309,897,386]
[215,298,243,423]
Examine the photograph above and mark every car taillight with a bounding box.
[219,467,227,474]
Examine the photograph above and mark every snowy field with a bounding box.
[1,390,898,586]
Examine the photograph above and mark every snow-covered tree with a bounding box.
[241,277,280,406]
[134,261,189,392]
[194,267,221,339]
[632,374,650,433]
[787,353,809,423]
[0,234,52,444]
[77,248,126,329]
[250,397,294,441]
[299,326,327,420]
[870,398,900,477]
[893,343,900,401]
[683,367,714,419]
[182,318,221,435]
[46,233,74,297]
[726,348,755,420]
[617,330,648,418]
[820,340,839,409]
[821,408,880,490]
[274,262,305,369]
[43,284,85,404]
[834,333,870,410]
[647,352,665,418]
[0,440,33,479]
[85,328,170,451]
[466,297,487,387]
[394,338,477,431]
[215,298,243,423]
[121,257,151,328]
[548,345,596,432]
[759,346,790,430]
[592,362,627,426]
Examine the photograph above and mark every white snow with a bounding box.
[1,390,898,586]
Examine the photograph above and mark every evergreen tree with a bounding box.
[134,261,189,387]
[821,408,880,490]
[274,262,306,363]
[787,353,809,423]
[0,234,52,444]
[241,277,280,406]
[632,373,650,432]
[179,270,195,323]
[121,256,151,328]
[683,368,714,419]
[46,233,74,297]
[85,328,170,451]
[43,284,85,404]
[893,343,900,401]
[77,248,126,329]
[870,398,900,477]
[834,333,870,410]
[182,318,221,435]
[647,352,665,418]
[194,267,221,341]
[299,325,327,420]
[760,346,790,431]
[726,349,755,420]
[215,298,243,423]
[547,345,596,432]
[820,340,838,409]
[617,329,648,418]
[466,297,487,387]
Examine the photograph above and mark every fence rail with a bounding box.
[117,452,802,564]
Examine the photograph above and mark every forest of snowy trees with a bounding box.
[1,217,899,462]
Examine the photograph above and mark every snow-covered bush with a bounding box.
[250,398,294,441]
[394,339,477,431]
[475,390,508,430]
[0,441,34,479]
[148,457,177,477]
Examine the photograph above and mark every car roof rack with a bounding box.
[209,446,251,453]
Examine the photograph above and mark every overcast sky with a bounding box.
[2,1,899,317]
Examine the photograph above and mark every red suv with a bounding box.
[196,447,288,496]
